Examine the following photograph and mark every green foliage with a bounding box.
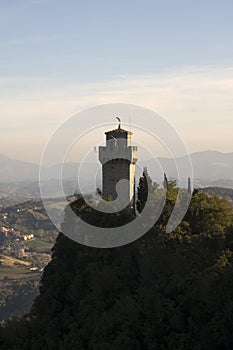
[137,167,154,213]
[186,191,233,236]
[1,174,233,349]
[200,186,233,204]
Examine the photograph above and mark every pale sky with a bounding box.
[0,0,233,163]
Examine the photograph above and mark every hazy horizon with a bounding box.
[1,148,233,166]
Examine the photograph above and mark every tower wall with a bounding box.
[102,159,131,201]
[99,127,138,205]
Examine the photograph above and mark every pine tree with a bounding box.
[163,172,168,189]
[136,167,153,213]
[188,177,192,194]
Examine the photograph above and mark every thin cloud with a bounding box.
[1,65,233,161]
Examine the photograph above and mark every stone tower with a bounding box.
[99,120,138,205]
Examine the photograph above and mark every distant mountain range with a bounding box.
[0,154,39,182]
[0,151,233,190]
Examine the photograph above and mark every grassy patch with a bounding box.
[0,265,40,280]
[25,239,53,252]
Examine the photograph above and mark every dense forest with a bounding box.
[1,171,233,349]
[200,186,233,204]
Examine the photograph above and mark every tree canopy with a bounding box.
[1,172,233,349]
